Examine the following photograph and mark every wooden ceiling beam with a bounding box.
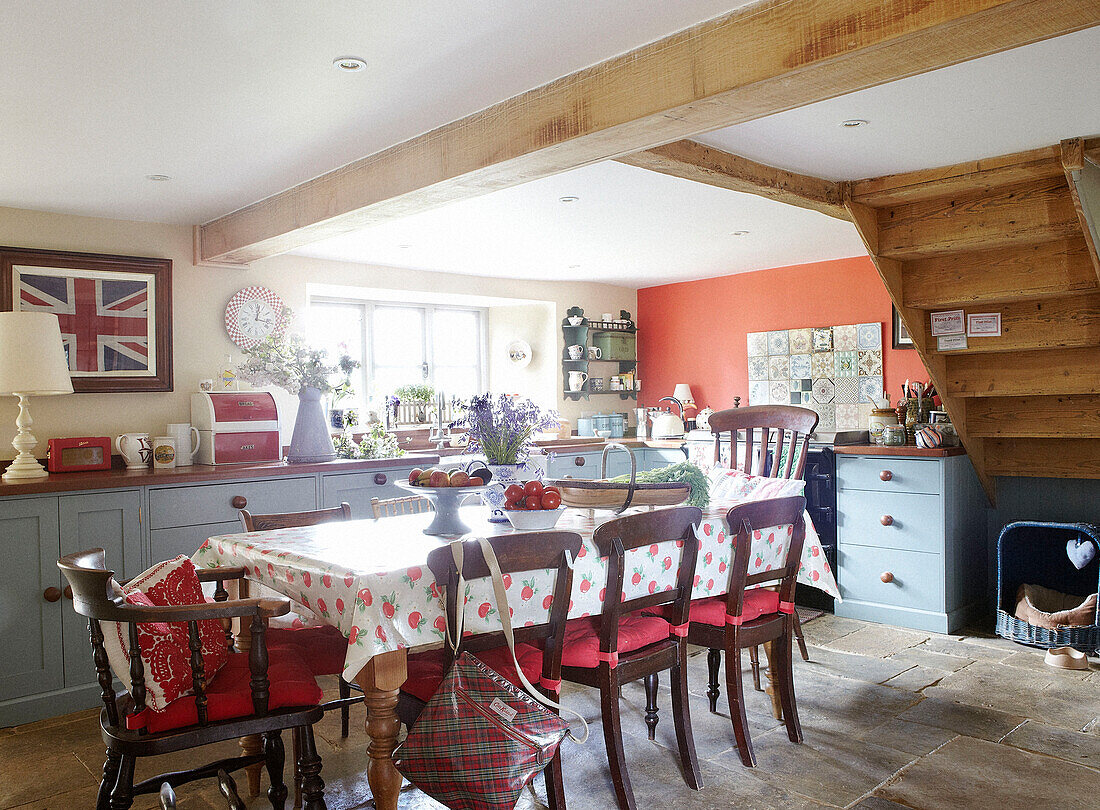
[613,140,848,220]
[197,0,1100,264]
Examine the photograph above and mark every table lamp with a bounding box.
[672,383,695,409]
[0,312,74,481]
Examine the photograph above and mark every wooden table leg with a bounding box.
[762,640,783,721]
[355,649,408,810]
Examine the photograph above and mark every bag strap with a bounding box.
[448,538,589,743]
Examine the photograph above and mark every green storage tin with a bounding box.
[593,332,636,361]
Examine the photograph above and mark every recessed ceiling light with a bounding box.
[145,174,171,182]
[558,196,579,203]
[730,230,750,237]
[397,244,412,249]
[568,264,581,269]
[333,56,367,73]
[840,119,869,128]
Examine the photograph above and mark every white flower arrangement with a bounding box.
[238,333,359,395]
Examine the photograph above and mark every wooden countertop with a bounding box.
[833,444,967,458]
[534,439,686,454]
[0,454,439,497]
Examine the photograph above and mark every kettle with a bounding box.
[650,396,686,439]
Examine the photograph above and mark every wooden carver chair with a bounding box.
[370,494,432,518]
[707,404,818,689]
[58,549,327,810]
[395,531,584,810]
[680,497,808,766]
[160,770,245,810]
[559,507,703,810]
[237,503,363,803]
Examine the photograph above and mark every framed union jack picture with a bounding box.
[1,247,172,392]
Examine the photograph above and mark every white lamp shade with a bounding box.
[0,312,74,396]
[673,383,694,403]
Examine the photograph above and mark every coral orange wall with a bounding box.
[636,256,928,412]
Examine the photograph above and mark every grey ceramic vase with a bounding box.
[287,386,336,463]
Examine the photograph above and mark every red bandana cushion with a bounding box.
[101,556,229,713]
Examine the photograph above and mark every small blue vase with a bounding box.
[482,462,534,523]
[288,386,336,463]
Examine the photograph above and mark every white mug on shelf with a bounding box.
[116,433,151,470]
[601,312,614,322]
[567,344,584,360]
[166,423,201,467]
[588,346,602,360]
[151,436,177,471]
[567,371,589,392]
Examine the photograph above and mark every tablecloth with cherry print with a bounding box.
[193,505,838,683]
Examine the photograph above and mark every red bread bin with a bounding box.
[190,392,281,465]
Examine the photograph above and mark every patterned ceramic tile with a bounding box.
[834,350,858,377]
[769,381,790,405]
[833,377,859,404]
[857,349,883,376]
[789,391,811,405]
[793,377,812,392]
[836,403,860,431]
[857,403,873,430]
[810,352,834,379]
[768,355,789,380]
[858,322,882,349]
[832,324,858,351]
[858,375,884,403]
[789,328,812,354]
[747,332,769,357]
[789,353,812,378]
[812,378,834,403]
[812,327,833,353]
[767,330,790,356]
[749,380,769,406]
[813,403,836,432]
[748,356,769,381]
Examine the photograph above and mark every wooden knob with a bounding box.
[43,587,62,602]
[374,473,387,485]
[64,585,73,600]
[574,456,586,467]
[879,470,893,481]
[880,572,894,583]
[880,515,894,526]
[231,495,247,509]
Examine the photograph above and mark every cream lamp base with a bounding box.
[3,394,48,481]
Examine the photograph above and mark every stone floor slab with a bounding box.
[881,665,948,692]
[876,735,1100,810]
[798,615,866,647]
[823,626,931,659]
[1002,719,1100,771]
[886,646,974,673]
[859,717,959,757]
[898,697,1025,742]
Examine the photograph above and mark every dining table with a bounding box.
[193,502,838,810]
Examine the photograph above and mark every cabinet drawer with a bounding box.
[148,477,316,529]
[546,452,605,480]
[321,468,417,517]
[838,490,944,554]
[839,544,943,613]
[837,456,941,495]
[151,521,242,562]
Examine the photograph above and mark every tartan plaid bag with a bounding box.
[393,538,587,810]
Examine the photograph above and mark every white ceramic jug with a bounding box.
[116,433,151,469]
[567,371,588,392]
[166,423,200,466]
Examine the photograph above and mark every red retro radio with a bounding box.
[47,436,113,472]
[190,391,282,465]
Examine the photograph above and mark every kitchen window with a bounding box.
[307,298,487,407]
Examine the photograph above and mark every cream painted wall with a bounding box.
[0,206,636,459]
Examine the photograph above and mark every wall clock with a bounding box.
[224,286,289,349]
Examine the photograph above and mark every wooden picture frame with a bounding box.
[891,304,915,350]
[1,247,173,392]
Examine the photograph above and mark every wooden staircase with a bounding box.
[844,137,1100,501]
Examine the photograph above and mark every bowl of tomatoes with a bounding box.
[502,480,567,530]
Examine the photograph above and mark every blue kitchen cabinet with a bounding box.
[321,465,421,518]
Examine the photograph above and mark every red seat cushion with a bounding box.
[138,647,322,734]
[400,644,545,703]
[560,612,671,669]
[659,590,781,627]
[268,624,348,676]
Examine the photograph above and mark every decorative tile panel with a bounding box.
[858,349,883,376]
[813,403,836,432]
[747,332,769,357]
[749,380,769,405]
[836,403,860,431]
[789,329,812,353]
[811,352,834,379]
[768,355,789,380]
[769,381,790,404]
[834,350,858,377]
[832,324,858,351]
[858,375,884,403]
[833,377,859,404]
[767,330,790,355]
[858,323,882,349]
[812,328,833,353]
[812,378,835,403]
[748,356,769,381]
[789,353,812,378]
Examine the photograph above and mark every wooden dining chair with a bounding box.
[708,404,818,682]
[395,531,584,810]
[370,495,432,518]
[238,503,362,804]
[58,549,328,810]
[160,771,246,810]
[559,507,703,810]
[682,497,808,767]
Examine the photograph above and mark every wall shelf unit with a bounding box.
[561,314,638,401]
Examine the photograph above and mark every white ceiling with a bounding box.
[697,26,1100,181]
[293,160,867,286]
[0,0,749,224]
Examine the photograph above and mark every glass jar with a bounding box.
[869,408,900,444]
[882,425,906,446]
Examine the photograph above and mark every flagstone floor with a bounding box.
[3,614,1098,809]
